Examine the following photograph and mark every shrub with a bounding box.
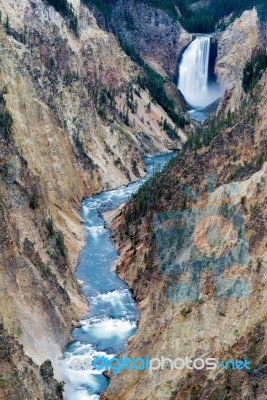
[2,85,8,95]
[4,15,11,33]
[40,360,54,379]
[0,109,13,138]
[29,192,39,209]
[46,219,54,237]
[63,69,79,84]
[180,307,192,317]
[190,384,203,400]
[56,381,65,394]
[240,196,246,205]
[56,233,66,257]
[0,379,6,388]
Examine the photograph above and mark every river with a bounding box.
[60,152,176,400]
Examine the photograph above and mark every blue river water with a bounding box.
[189,108,207,122]
[60,152,176,400]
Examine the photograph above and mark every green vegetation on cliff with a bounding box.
[0,90,13,139]
[85,0,187,20]
[243,48,267,93]
[118,37,187,131]
[133,0,188,19]
[181,0,266,33]
[123,67,267,229]
[86,0,266,33]
[84,0,110,19]
[45,0,78,33]
[154,0,266,32]
[82,1,187,132]
[141,0,266,32]
[187,111,233,150]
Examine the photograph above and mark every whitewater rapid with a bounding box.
[59,153,175,400]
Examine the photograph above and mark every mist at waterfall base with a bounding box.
[57,153,176,400]
[178,36,224,121]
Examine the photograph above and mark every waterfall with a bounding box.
[178,36,221,109]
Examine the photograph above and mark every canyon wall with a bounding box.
[110,0,192,79]
[104,69,267,399]
[216,8,264,111]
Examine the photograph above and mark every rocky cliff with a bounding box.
[0,323,63,400]
[215,8,264,111]
[109,0,192,79]
[104,64,267,399]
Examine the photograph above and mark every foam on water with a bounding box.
[85,226,105,239]
[81,317,136,339]
[91,289,131,307]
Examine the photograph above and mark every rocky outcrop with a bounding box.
[110,0,192,79]
[2,0,180,190]
[215,8,263,111]
[0,39,87,371]
[0,324,63,400]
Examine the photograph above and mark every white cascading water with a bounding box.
[178,36,222,110]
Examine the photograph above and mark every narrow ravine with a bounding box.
[60,153,176,400]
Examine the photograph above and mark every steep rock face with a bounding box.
[3,1,179,187]
[110,0,192,79]
[215,8,263,111]
[1,0,179,190]
[0,22,89,367]
[0,324,62,400]
[104,72,267,399]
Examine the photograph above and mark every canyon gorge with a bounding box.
[0,1,266,399]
